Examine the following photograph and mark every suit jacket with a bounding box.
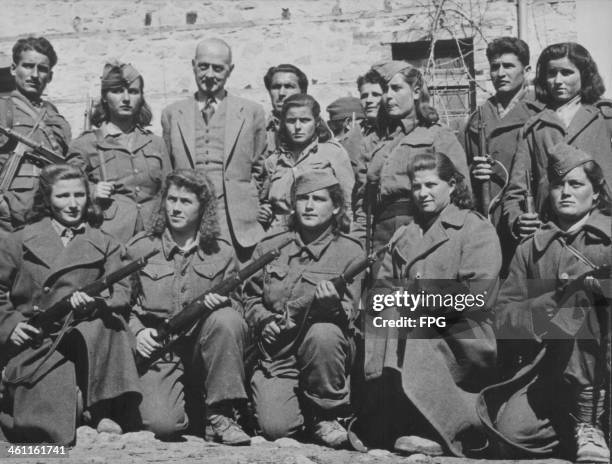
[161,93,267,248]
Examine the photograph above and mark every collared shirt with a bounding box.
[555,94,582,128]
[196,89,227,113]
[51,218,86,246]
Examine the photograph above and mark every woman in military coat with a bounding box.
[0,164,140,445]
[503,42,612,242]
[361,152,500,457]
[480,144,611,462]
[244,167,363,448]
[67,61,170,243]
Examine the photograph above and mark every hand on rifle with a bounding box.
[257,203,274,227]
[471,155,493,181]
[69,291,98,314]
[136,327,163,358]
[262,319,281,345]
[311,280,342,320]
[516,213,542,239]
[94,181,115,199]
[203,292,229,311]
[9,321,41,347]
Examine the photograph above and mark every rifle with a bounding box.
[477,107,491,216]
[0,125,64,195]
[136,237,294,372]
[1,249,159,374]
[259,244,390,360]
[523,170,535,214]
[82,96,94,133]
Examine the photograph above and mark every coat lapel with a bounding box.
[566,105,598,143]
[224,95,245,167]
[177,99,197,168]
[22,218,64,269]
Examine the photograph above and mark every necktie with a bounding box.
[202,98,215,124]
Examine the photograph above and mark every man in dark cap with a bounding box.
[161,37,268,262]
[263,63,308,156]
[0,36,71,231]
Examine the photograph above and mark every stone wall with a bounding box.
[0,0,578,135]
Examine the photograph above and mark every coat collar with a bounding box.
[395,204,468,268]
[95,124,152,153]
[22,218,107,282]
[469,91,543,135]
[533,210,611,252]
[524,104,599,142]
[287,228,335,261]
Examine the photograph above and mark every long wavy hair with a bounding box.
[534,42,605,106]
[90,76,153,128]
[379,65,439,127]
[408,152,474,211]
[148,170,220,254]
[542,161,612,223]
[27,164,103,226]
[286,183,350,234]
[278,94,332,147]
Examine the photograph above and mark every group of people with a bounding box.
[0,32,609,463]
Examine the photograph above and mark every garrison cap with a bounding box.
[548,143,594,179]
[101,60,141,90]
[326,97,365,121]
[294,165,339,196]
[371,60,412,84]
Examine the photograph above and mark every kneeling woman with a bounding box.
[126,170,250,444]
[483,144,611,462]
[362,152,501,456]
[0,164,140,445]
[244,167,363,448]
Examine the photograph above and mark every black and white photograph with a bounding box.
[0,1,610,463]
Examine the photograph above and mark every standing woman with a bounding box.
[483,144,610,462]
[0,164,140,445]
[503,42,612,242]
[357,61,470,257]
[67,61,171,244]
[360,152,500,457]
[245,167,363,448]
[260,94,354,233]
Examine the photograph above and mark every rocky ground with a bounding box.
[1,426,572,464]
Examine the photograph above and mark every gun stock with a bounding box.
[477,107,491,216]
[524,170,535,214]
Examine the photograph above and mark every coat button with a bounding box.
[134,169,139,174]
[560,272,569,280]
[33,305,40,312]
[415,273,422,279]
[43,286,50,293]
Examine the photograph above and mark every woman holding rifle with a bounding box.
[483,144,611,462]
[125,169,250,444]
[0,164,140,445]
[67,60,170,244]
[244,166,363,448]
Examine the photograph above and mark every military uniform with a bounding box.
[363,204,501,455]
[263,140,354,232]
[503,101,612,240]
[463,90,543,272]
[362,121,470,260]
[0,91,71,230]
[0,218,139,444]
[67,123,171,244]
[480,210,611,458]
[125,231,248,438]
[244,229,363,440]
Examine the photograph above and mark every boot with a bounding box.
[204,402,250,446]
[574,387,609,463]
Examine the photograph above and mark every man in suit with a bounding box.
[161,38,267,262]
